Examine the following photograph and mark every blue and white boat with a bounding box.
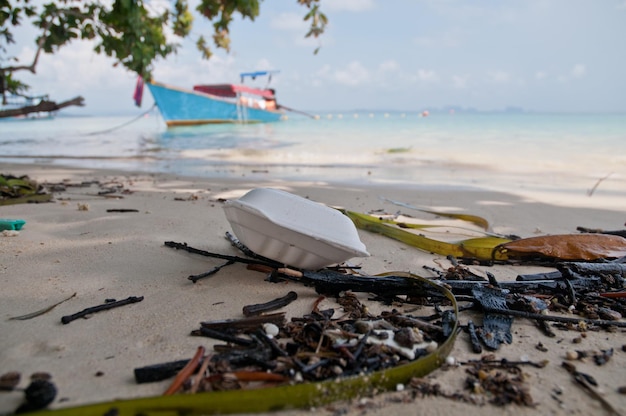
[146,71,285,127]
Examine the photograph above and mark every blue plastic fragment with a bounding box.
[0,219,26,231]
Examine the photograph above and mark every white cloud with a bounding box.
[154,53,236,85]
[270,12,308,32]
[535,71,548,80]
[313,62,370,86]
[333,61,370,86]
[570,64,586,79]
[452,74,470,89]
[556,64,587,83]
[323,0,375,12]
[378,60,399,72]
[416,69,439,82]
[15,41,128,93]
[487,70,512,84]
[413,32,461,48]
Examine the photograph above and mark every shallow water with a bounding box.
[1,110,625,206]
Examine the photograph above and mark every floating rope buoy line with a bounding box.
[84,103,157,136]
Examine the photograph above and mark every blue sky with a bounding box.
[7,0,626,114]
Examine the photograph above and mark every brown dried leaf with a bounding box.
[497,234,626,261]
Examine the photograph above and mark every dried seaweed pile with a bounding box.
[136,290,453,393]
[433,260,626,353]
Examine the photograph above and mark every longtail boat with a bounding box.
[145,71,285,127]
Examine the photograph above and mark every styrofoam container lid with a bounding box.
[223,188,369,269]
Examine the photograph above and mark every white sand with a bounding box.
[0,163,624,415]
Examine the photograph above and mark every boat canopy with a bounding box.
[193,84,275,99]
[240,70,279,82]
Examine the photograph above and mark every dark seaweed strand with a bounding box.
[243,291,298,316]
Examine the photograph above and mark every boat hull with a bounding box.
[147,82,284,126]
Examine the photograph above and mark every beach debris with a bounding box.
[61,296,144,324]
[242,291,298,316]
[106,209,139,213]
[587,172,613,197]
[8,292,77,321]
[463,356,535,406]
[134,359,191,384]
[577,226,626,239]
[496,234,626,261]
[151,288,454,394]
[0,372,21,391]
[188,260,235,283]
[163,346,206,396]
[562,361,622,416]
[222,188,370,269]
[345,209,626,262]
[471,286,513,351]
[0,219,26,231]
[379,197,491,231]
[0,174,52,206]
[409,355,536,406]
[343,209,512,261]
[14,373,57,414]
[130,246,459,412]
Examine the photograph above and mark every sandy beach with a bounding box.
[1,162,625,416]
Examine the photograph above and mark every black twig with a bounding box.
[61,296,144,324]
[164,241,281,268]
[188,260,235,283]
[243,291,298,316]
[484,306,626,328]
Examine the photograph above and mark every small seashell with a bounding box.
[425,341,438,353]
[597,307,622,321]
[263,323,279,338]
[445,356,456,366]
[330,365,343,376]
[394,327,420,348]
[565,350,579,360]
[396,383,405,392]
[354,320,373,334]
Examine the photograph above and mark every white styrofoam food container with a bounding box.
[223,188,370,269]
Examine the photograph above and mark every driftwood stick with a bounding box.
[61,296,144,324]
[243,291,298,316]
[200,313,286,331]
[163,346,205,396]
[484,306,626,328]
[134,359,191,384]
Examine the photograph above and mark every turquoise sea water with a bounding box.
[1,110,625,204]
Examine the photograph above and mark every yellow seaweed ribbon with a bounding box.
[343,210,512,261]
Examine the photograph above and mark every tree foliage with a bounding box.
[0,0,326,97]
